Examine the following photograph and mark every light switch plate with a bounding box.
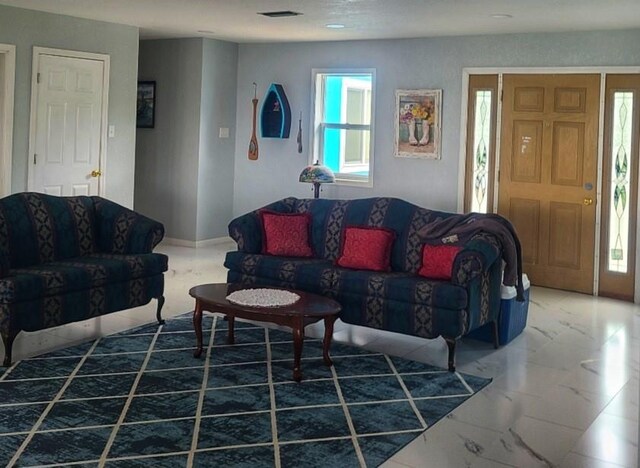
[108,125,116,138]
[219,127,229,138]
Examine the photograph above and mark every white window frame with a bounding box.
[310,68,376,187]
[339,78,371,173]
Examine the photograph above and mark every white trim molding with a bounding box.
[161,236,235,249]
[0,44,15,197]
[27,47,110,197]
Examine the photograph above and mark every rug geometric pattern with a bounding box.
[0,313,490,467]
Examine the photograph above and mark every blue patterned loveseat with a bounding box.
[0,193,168,366]
[225,197,503,371]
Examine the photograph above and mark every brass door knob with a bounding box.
[91,170,102,178]
[583,197,594,206]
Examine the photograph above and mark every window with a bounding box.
[598,74,639,301]
[463,75,498,213]
[470,89,493,212]
[607,91,633,274]
[312,69,375,185]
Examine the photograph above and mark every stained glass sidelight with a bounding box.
[607,92,633,273]
[471,90,492,213]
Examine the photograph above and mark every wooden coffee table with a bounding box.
[189,283,342,382]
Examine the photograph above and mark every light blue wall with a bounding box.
[196,38,238,241]
[136,37,238,242]
[135,39,203,241]
[0,4,139,207]
[233,29,640,216]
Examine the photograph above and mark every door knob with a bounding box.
[91,170,102,178]
[583,197,594,206]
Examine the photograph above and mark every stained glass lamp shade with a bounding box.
[299,161,335,199]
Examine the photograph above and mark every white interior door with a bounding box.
[32,54,105,196]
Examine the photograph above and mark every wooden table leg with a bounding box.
[193,301,203,358]
[292,316,304,382]
[322,315,337,367]
[227,315,235,345]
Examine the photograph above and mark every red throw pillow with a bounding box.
[418,244,462,280]
[260,211,313,257]
[336,226,395,272]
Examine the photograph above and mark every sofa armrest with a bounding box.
[451,233,501,287]
[228,198,296,253]
[92,197,165,254]
[0,251,8,279]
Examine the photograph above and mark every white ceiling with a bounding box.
[1,0,639,43]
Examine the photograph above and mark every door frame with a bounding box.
[0,44,16,197]
[458,66,640,303]
[27,47,110,197]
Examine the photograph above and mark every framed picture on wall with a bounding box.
[136,81,156,128]
[394,89,442,159]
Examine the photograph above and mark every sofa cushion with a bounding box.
[418,245,462,280]
[336,226,395,272]
[224,251,333,292]
[0,253,168,304]
[333,267,468,310]
[260,211,313,257]
[0,193,96,269]
[225,252,467,311]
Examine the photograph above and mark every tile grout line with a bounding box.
[7,338,103,466]
[20,334,346,361]
[384,355,428,430]
[265,327,281,468]
[0,361,18,381]
[0,388,478,438]
[455,372,475,395]
[11,347,381,373]
[26,459,103,468]
[97,322,165,467]
[412,393,474,400]
[22,427,433,467]
[1,365,442,384]
[0,390,479,439]
[187,314,218,467]
[276,428,426,446]
[1,318,492,466]
[329,364,367,468]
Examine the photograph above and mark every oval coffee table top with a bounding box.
[189,283,341,318]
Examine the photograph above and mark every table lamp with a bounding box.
[299,161,335,199]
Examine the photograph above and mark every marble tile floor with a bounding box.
[2,241,639,468]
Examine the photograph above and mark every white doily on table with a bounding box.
[226,288,300,307]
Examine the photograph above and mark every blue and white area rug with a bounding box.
[0,313,490,467]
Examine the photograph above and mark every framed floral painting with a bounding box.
[394,89,442,159]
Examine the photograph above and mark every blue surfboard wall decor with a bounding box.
[260,83,292,138]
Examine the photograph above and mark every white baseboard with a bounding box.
[161,236,234,248]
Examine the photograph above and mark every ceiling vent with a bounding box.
[259,11,302,18]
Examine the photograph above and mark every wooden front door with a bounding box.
[498,74,600,293]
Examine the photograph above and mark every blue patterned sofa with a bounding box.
[0,193,168,366]
[225,197,503,371]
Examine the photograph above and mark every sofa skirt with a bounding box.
[227,270,468,340]
[0,274,164,334]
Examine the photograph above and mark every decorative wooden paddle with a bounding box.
[248,82,259,160]
[296,111,303,153]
